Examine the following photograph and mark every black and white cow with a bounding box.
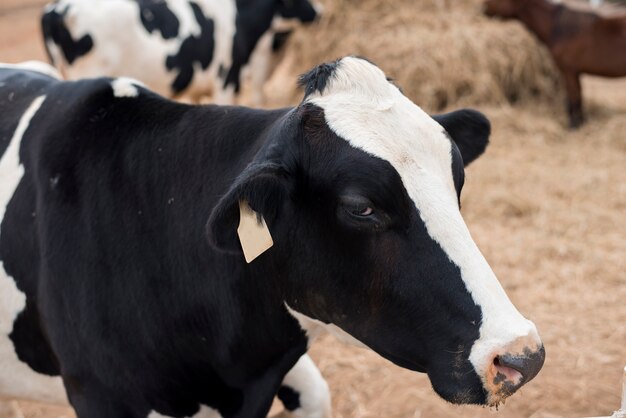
[41,0,320,105]
[0,57,545,418]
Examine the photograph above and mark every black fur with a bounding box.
[0,60,495,418]
[0,69,52,156]
[277,385,301,411]
[0,68,64,378]
[166,2,214,94]
[271,30,293,52]
[297,59,340,97]
[275,0,318,22]
[433,109,491,166]
[223,0,276,93]
[10,303,60,376]
[223,0,319,93]
[41,7,93,65]
[137,0,180,39]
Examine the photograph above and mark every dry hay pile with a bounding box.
[277,0,561,111]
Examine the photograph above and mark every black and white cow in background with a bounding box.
[41,0,320,105]
[0,56,545,418]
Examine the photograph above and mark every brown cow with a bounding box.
[484,0,626,128]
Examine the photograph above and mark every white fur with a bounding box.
[280,354,331,418]
[243,29,273,107]
[46,0,236,102]
[0,96,68,405]
[242,15,304,107]
[306,57,541,389]
[148,405,221,418]
[0,61,61,80]
[111,77,142,97]
[212,83,235,106]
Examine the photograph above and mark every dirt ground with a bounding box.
[0,1,624,417]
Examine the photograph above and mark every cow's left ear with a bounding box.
[432,109,491,167]
[206,162,291,254]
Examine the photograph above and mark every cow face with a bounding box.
[483,0,520,18]
[208,57,544,407]
[275,0,320,23]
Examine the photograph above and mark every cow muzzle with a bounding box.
[482,334,545,405]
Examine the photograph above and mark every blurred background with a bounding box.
[0,0,624,417]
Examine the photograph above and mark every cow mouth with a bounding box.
[368,345,491,405]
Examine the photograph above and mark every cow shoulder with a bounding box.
[30,76,159,195]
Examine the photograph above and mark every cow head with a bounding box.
[483,0,521,19]
[207,57,544,406]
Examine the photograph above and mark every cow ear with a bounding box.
[206,162,290,254]
[432,109,491,167]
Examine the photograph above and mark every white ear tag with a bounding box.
[237,200,274,263]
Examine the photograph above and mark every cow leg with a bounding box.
[560,69,584,129]
[273,354,331,418]
[246,31,273,107]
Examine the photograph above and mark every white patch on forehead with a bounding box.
[111,77,143,98]
[307,57,541,387]
[307,57,455,192]
[0,61,61,80]
[0,95,68,405]
[148,405,221,418]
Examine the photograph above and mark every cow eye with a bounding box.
[340,195,375,218]
[337,194,389,231]
[350,206,374,217]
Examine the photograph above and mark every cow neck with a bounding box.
[229,245,306,356]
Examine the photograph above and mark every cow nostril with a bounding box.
[493,355,524,386]
[493,346,546,389]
